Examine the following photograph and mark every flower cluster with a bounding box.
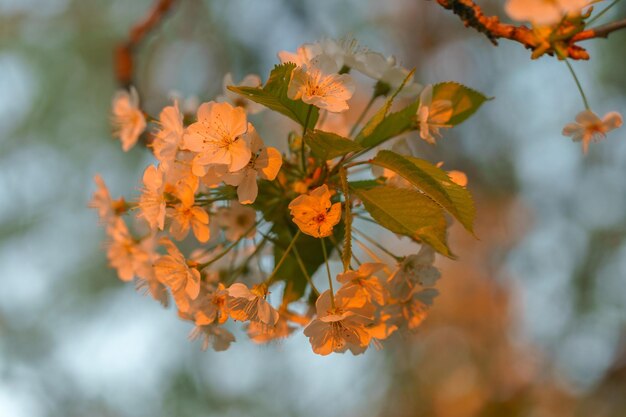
[94,38,485,355]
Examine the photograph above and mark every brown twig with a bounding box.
[115,0,178,88]
[573,18,626,41]
[434,0,626,60]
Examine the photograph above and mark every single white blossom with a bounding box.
[562,109,623,154]
[417,84,453,144]
[227,283,279,326]
[152,101,184,168]
[222,125,282,204]
[111,87,146,151]
[138,164,166,231]
[288,56,355,113]
[184,101,252,176]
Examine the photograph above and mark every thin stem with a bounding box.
[265,230,301,284]
[565,60,590,110]
[301,105,314,172]
[253,237,267,278]
[353,235,384,263]
[320,237,335,308]
[292,242,320,296]
[228,236,269,283]
[349,95,377,137]
[587,0,622,26]
[573,17,626,41]
[352,236,393,274]
[353,228,401,261]
[343,160,372,170]
[198,220,261,269]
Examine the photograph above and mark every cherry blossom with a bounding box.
[138,164,166,231]
[288,184,341,238]
[388,244,440,298]
[303,289,374,355]
[337,263,387,306]
[89,175,126,227]
[154,239,201,312]
[417,84,453,144]
[152,101,184,168]
[184,101,252,175]
[288,56,355,113]
[189,324,236,351]
[111,86,146,151]
[167,183,210,242]
[221,124,282,204]
[227,283,280,326]
[105,218,149,282]
[562,109,623,154]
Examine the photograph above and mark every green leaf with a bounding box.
[348,179,383,190]
[355,69,415,142]
[228,63,319,128]
[357,100,419,148]
[372,150,475,234]
[304,130,363,160]
[356,82,489,148]
[352,185,452,257]
[431,82,490,126]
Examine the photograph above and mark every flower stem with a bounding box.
[266,230,301,284]
[198,221,261,269]
[587,0,622,26]
[353,228,402,261]
[320,237,335,308]
[292,241,320,296]
[301,105,314,172]
[349,94,377,137]
[227,236,268,283]
[565,60,590,110]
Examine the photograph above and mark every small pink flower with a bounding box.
[138,165,166,231]
[111,87,146,151]
[152,101,184,168]
[184,101,252,176]
[287,56,355,113]
[562,109,623,154]
[337,263,387,306]
[303,289,374,356]
[227,283,280,326]
[189,324,235,351]
[154,239,201,312]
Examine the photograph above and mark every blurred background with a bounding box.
[1,0,626,416]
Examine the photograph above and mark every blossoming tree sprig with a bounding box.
[434,0,625,153]
[93,38,488,355]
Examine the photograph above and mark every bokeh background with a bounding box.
[2,0,626,416]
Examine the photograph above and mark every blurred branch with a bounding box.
[432,0,626,60]
[433,0,536,46]
[115,0,179,87]
[573,18,626,41]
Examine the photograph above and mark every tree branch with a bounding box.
[573,18,626,41]
[114,0,178,88]
[433,0,536,47]
[433,0,626,60]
